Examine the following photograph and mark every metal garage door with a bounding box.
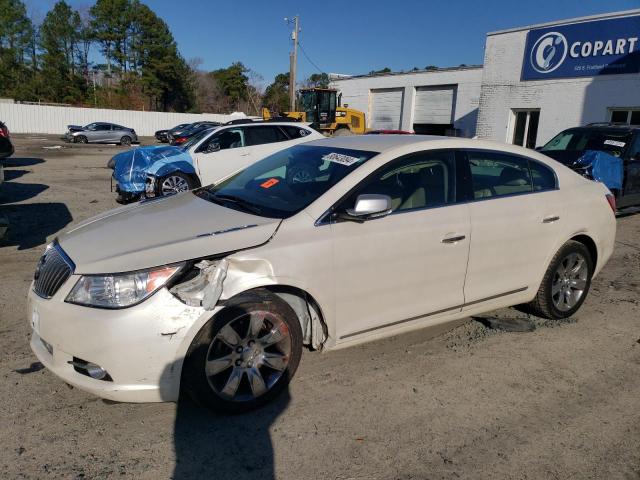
[413,86,455,124]
[370,88,404,130]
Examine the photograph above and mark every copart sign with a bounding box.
[521,15,640,80]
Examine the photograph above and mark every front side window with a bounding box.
[245,126,288,146]
[468,151,533,199]
[200,128,245,152]
[342,150,457,213]
[197,145,377,218]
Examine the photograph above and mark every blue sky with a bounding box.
[26,0,640,87]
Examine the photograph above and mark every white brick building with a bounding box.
[477,9,640,147]
[331,9,640,148]
[331,66,483,138]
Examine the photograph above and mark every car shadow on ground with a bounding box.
[172,392,289,480]
[0,203,73,249]
[0,182,49,204]
[1,157,45,168]
[2,169,29,181]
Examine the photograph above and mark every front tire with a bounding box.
[76,135,88,144]
[182,292,303,413]
[526,240,593,319]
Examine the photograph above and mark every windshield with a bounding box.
[179,127,216,150]
[196,144,378,218]
[541,129,631,157]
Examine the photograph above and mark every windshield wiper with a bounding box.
[210,193,263,215]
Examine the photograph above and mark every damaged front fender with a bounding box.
[169,256,328,350]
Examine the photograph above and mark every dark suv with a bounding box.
[539,123,640,208]
[0,121,14,159]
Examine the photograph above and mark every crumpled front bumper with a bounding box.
[27,278,218,403]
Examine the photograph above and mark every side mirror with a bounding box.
[339,194,393,222]
[206,142,220,153]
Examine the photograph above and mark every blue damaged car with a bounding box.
[110,122,323,203]
[539,123,640,209]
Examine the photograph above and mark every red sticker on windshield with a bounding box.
[260,178,279,189]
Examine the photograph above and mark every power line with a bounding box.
[298,41,325,74]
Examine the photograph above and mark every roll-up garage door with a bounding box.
[413,86,455,124]
[370,88,404,130]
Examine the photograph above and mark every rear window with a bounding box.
[282,125,312,139]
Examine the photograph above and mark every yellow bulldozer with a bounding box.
[262,88,366,136]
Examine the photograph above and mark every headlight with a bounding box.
[66,264,183,309]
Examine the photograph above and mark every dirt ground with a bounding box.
[1,134,639,480]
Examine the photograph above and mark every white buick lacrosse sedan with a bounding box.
[28,135,616,412]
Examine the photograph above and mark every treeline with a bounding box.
[0,0,330,115]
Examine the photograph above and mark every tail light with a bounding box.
[605,193,616,214]
[0,126,8,138]
[174,136,187,144]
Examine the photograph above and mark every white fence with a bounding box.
[0,103,244,136]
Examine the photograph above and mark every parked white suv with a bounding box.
[112,121,324,203]
[29,136,616,412]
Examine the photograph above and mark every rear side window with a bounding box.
[468,151,532,199]
[245,126,288,146]
[282,125,311,139]
[529,160,557,191]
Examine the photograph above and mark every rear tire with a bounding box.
[76,135,88,144]
[333,127,353,137]
[182,292,303,413]
[120,135,132,146]
[526,240,593,319]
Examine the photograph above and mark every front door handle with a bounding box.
[441,234,466,244]
[543,215,560,223]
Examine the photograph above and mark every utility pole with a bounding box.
[286,15,299,112]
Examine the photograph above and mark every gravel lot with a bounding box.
[1,134,639,480]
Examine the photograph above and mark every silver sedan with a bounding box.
[65,122,138,145]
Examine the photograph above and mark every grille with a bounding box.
[33,243,74,299]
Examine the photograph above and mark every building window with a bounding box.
[609,109,640,125]
[510,109,540,149]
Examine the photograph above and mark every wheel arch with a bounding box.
[221,285,329,351]
[570,233,598,270]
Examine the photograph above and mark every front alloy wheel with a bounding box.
[182,293,303,413]
[206,310,291,402]
[160,174,191,195]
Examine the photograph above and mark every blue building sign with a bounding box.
[522,15,640,80]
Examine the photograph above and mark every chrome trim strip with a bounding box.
[338,286,528,340]
[196,224,258,238]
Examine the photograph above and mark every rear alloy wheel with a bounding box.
[182,294,302,413]
[526,240,593,319]
[76,135,88,144]
[120,135,132,146]
[159,173,193,196]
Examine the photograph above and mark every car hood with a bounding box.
[112,145,194,193]
[58,192,281,274]
[67,125,85,132]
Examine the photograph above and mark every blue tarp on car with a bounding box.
[112,146,196,193]
[575,150,623,191]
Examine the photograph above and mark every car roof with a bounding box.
[303,134,456,152]
[566,125,639,133]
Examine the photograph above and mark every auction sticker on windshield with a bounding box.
[260,178,279,189]
[322,152,361,166]
[604,139,625,148]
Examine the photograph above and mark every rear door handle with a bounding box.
[441,234,466,244]
[542,215,560,223]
